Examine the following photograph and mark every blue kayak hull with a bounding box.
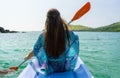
[37,65,93,78]
[18,58,93,78]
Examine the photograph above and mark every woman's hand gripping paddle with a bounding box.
[68,2,91,25]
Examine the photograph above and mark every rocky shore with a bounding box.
[0,27,18,33]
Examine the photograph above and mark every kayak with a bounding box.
[18,57,94,78]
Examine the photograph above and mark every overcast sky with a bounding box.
[0,0,120,31]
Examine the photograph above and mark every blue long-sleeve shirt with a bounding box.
[33,31,79,75]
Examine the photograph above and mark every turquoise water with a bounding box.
[0,32,120,78]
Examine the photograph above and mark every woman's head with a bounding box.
[44,8,70,58]
[45,9,62,31]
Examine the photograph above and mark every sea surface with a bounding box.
[0,32,120,78]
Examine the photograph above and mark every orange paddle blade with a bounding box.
[71,2,91,21]
[9,66,18,71]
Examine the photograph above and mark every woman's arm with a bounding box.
[24,51,34,60]
[24,34,43,60]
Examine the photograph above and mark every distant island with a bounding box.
[0,22,120,33]
[69,22,120,32]
[0,27,18,33]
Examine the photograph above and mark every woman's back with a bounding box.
[34,31,79,75]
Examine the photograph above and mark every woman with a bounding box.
[19,8,79,77]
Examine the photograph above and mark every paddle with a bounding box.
[8,51,34,71]
[9,2,91,71]
[9,59,27,71]
[0,2,91,74]
[68,2,91,25]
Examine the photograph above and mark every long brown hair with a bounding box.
[44,8,70,58]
